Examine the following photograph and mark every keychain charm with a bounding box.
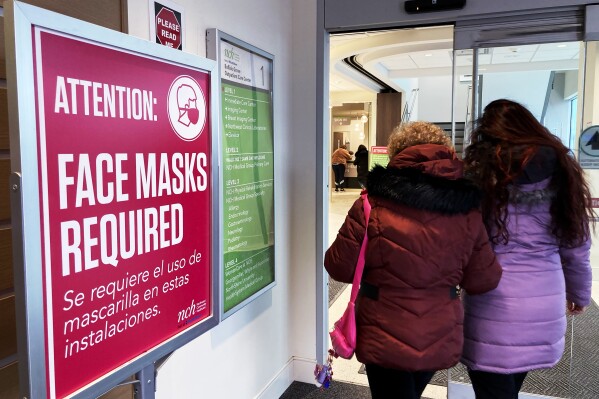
[314,349,335,388]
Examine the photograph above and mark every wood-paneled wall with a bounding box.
[375,92,403,147]
[0,2,133,398]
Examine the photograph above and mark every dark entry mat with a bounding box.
[279,381,434,399]
[328,277,347,305]
[430,299,599,398]
[279,380,371,399]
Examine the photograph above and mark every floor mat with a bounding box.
[279,381,434,399]
[430,299,599,398]
[279,380,371,399]
[328,277,347,305]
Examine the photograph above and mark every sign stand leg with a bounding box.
[134,365,156,399]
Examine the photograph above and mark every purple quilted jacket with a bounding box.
[461,178,592,373]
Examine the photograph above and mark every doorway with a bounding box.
[324,12,599,398]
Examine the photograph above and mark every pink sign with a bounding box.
[370,146,388,154]
[33,29,212,398]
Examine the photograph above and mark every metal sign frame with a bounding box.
[5,1,220,398]
[206,29,276,319]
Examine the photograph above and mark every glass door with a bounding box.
[569,39,599,399]
[449,15,599,397]
[325,10,599,398]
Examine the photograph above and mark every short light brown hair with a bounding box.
[387,121,452,158]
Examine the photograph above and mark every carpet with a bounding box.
[279,381,372,399]
[430,299,599,398]
[279,381,435,399]
[329,276,599,397]
[328,277,347,305]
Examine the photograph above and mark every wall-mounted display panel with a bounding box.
[206,29,275,318]
[5,2,220,398]
[576,124,599,168]
[368,146,388,170]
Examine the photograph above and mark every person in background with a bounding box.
[462,99,594,399]
[325,121,502,399]
[353,144,369,189]
[331,144,353,191]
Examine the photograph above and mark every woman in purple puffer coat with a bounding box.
[461,99,594,399]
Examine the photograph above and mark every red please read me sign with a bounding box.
[33,28,211,398]
[155,6,181,49]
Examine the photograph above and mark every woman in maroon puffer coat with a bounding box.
[325,121,502,399]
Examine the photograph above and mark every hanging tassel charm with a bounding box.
[314,350,335,388]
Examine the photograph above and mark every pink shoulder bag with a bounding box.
[329,193,371,359]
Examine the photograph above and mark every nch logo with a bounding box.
[224,47,240,62]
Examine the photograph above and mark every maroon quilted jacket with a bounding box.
[325,144,501,372]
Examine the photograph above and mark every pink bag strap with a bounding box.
[349,193,371,303]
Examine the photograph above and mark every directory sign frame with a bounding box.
[206,29,276,318]
[6,2,220,398]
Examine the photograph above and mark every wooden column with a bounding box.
[375,92,403,147]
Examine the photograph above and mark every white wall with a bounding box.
[544,73,571,145]
[126,1,318,398]
[481,71,551,120]
[417,75,452,122]
[564,70,579,100]
[416,75,470,123]
[393,77,419,121]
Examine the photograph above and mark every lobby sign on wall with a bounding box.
[579,125,599,169]
[369,146,389,170]
[207,29,276,317]
[149,0,184,50]
[6,2,219,398]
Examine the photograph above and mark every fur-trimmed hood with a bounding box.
[508,177,556,206]
[368,145,481,215]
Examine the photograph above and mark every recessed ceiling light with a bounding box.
[424,53,433,57]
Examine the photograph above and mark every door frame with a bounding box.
[316,2,599,397]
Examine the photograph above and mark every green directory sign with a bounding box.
[369,146,389,170]
[207,30,275,316]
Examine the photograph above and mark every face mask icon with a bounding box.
[177,84,199,127]
[167,75,206,141]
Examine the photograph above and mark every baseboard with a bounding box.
[255,357,317,399]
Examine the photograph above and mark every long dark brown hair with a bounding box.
[464,99,594,246]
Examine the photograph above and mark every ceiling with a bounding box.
[330,25,581,94]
